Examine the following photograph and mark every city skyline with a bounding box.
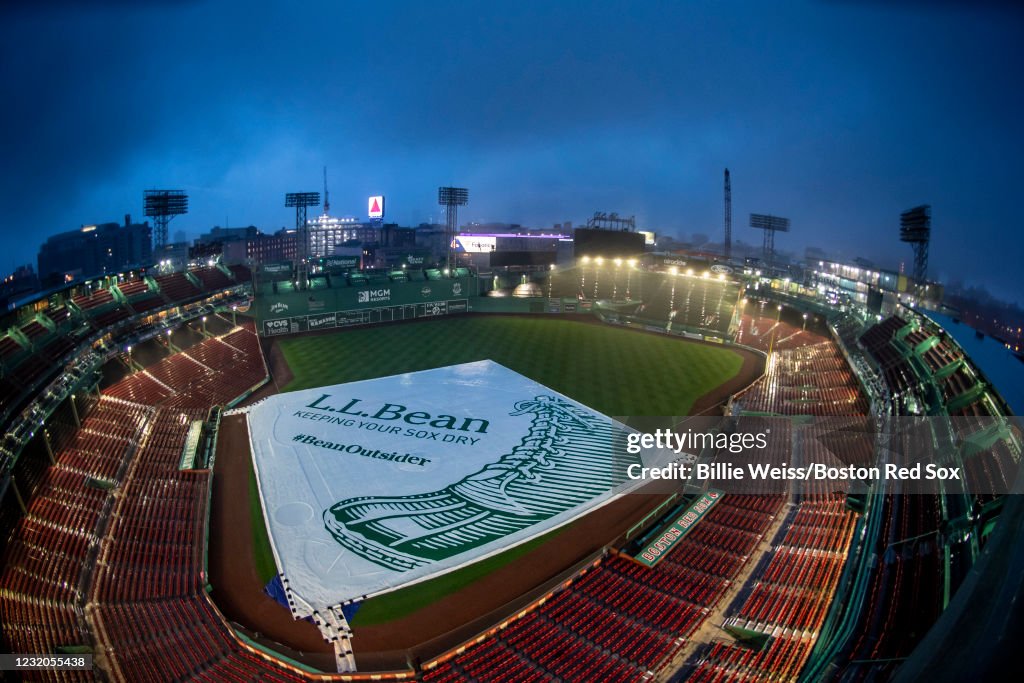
[2,1,1022,302]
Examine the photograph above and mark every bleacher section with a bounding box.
[105,324,267,410]
[0,264,250,426]
[0,397,149,667]
[692,493,856,681]
[191,266,233,292]
[0,322,293,681]
[736,339,869,416]
[735,314,820,352]
[633,273,740,336]
[227,264,251,283]
[72,288,114,312]
[540,267,742,337]
[116,278,151,298]
[153,272,202,302]
[0,334,24,361]
[424,492,788,683]
[816,311,1020,680]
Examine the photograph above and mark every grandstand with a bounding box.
[0,257,1021,681]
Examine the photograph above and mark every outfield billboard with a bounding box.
[244,361,661,615]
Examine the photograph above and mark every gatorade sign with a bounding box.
[368,196,385,219]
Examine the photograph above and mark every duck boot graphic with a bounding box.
[323,396,639,571]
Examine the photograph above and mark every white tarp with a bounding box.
[247,360,659,615]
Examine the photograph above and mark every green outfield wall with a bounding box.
[255,276,478,336]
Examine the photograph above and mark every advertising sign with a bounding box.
[368,196,384,219]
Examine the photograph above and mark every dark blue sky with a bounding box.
[2,1,1022,301]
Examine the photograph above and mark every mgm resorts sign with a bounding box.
[357,288,391,304]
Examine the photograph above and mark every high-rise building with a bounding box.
[37,216,152,284]
[307,216,380,257]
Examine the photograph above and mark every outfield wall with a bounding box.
[255,276,477,336]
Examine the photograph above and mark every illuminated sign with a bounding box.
[323,256,359,270]
[455,236,496,253]
[357,288,391,304]
[638,230,656,245]
[368,196,384,219]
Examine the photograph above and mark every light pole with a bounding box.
[803,313,808,330]
[768,304,783,356]
[232,304,237,327]
[202,315,207,337]
[127,345,133,373]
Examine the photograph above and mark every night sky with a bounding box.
[3,1,1022,301]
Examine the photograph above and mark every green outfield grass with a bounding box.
[278,316,743,417]
[258,316,746,625]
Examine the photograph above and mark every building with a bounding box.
[37,216,152,284]
[807,258,943,313]
[308,216,381,257]
[0,264,40,309]
[196,225,261,246]
[223,229,299,266]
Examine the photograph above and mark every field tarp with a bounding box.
[246,360,666,616]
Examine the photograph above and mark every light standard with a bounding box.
[768,305,783,356]
[803,313,808,330]
[126,345,133,373]
[202,315,207,337]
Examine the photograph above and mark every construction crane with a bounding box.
[323,166,330,215]
[723,168,732,260]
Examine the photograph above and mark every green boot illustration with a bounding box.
[323,396,638,571]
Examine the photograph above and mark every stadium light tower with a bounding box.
[144,190,188,249]
[900,205,931,288]
[285,191,321,290]
[438,186,469,273]
[749,213,790,270]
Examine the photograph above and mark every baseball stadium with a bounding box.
[0,248,1021,683]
